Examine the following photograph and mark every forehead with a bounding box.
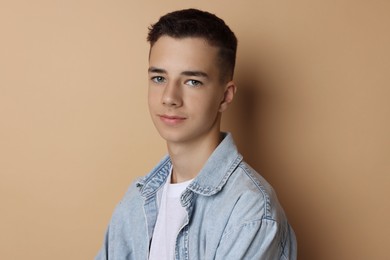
[149,36,220,75]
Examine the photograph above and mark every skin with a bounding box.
[148,36,236,183]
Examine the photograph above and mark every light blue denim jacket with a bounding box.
[96,133,297,259]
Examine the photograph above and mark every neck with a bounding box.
[167,130,222,183]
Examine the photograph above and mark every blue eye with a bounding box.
[151,76,166,83]
[186,79,202,87]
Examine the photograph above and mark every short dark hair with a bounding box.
[147,8,238,82]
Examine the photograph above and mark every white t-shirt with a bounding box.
[149,169,193,260]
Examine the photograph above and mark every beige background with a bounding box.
[1,0,389,259]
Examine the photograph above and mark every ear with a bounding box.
[219,81,237,112]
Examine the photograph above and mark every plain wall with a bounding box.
[1,0,389,259]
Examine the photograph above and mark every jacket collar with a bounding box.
[136,132,243,197]
[187,132,243,196]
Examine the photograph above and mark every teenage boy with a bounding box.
[96,9,297,260]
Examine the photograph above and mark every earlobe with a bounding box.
[219,81,237,112]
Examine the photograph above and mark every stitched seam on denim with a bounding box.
[188,154,243,196]
[239,164,272,218]
[137,156,170,185]
[139,158,171,198]
[220,218,263,240]
[279,222,290,258]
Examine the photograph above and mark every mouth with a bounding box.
[158,114,186,125]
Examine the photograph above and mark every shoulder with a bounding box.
[219,161,286,222]
[110,155,171,219]
[110,180,143,219]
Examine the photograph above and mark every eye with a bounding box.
[185,79,203,87]
[151,76,166,84]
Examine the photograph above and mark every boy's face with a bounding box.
[148,36,233,145]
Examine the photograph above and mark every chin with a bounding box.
[157,130,187,144]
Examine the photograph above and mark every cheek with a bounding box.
[192,96,222,117]
[205,91,224,111]
[148,90,160,108]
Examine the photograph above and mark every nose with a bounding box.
[162,81,182,107]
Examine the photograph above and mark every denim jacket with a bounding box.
[96,133,297,260]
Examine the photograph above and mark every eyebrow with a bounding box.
[148,67,209,78]
[181,70,209,78]
[148,67,167,74]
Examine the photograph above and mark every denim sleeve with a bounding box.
[215,218,296,260]
[95,226,109,260]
